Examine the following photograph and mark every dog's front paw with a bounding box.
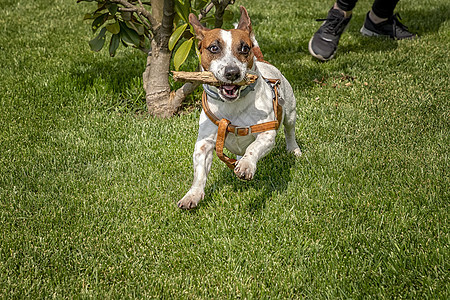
[177,191,204,210]
[291,147,302,157]
[234,159,256,181]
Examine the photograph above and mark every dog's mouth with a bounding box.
[219,84,241,101]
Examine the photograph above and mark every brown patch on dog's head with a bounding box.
[189,13,216,70]
[189,6,253,42]
[194,28,223,71]
[229,28,254,69]
[189,6,255,71]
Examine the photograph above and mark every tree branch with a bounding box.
[118,7,138,12]
[137,0,145,8]
[198,2,215,21]
[173,71,258,86]
[157,0,175,48]
[211,0,234,28]
[169,82,200,115]
[111,0,158,32]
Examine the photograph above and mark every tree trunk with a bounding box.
[143,0,175,117]
[142,0,233,117]
[144,41,173,117]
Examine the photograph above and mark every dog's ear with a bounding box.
[189,13,209,43]
[237,6,252,34]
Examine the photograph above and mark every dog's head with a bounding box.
[189,6,255,102]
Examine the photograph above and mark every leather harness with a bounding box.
[201,78,283,169]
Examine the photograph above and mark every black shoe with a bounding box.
[308,8,352,61]
[360,12,418,40]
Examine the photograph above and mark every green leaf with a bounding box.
[83,12,103,20]
[97,2,105,10]
[134,23,145,36]
[125,20,144,36]
[121,11,132,21]
[194,0,209,10]
[89,27,107,52]
[173,14,181,26]
[107,3,118,15]
[94,3,108,14]
[106,21,120,34]
[201,15,215,26]
[174,37,193,71]
[195,44,201,64]
[109,33,120,57]
[119,22,140,46]
[92,13,108,33]
[175,0,191,23]
[169,23,188,51]
[222,10,234,22]
[189,23,195,35]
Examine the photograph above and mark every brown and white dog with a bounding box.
[177,6,301,209]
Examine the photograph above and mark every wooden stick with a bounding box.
[172,71,258,86]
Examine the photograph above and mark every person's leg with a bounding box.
[336,0,358,13]
[361,0,418,39]
[308,1,358,61]
[371,0,399,19]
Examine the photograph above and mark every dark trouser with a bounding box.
[336,0,399,18]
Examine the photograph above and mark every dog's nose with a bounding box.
[224,66,241,82]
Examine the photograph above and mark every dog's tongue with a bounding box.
[223,85,236,92]
[219,84,240,99]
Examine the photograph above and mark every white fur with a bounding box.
[177,36,301,210]
[209,30,248,85]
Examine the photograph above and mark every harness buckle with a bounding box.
[234,126,252,136]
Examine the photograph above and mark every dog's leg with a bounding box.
[178,138,215,209]
[282,83,302,156]
[234,131,276,180]
[284,116,302,156]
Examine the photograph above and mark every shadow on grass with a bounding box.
[200,136,303,214]
[70,54,145,93]
[70,50,204,113]
[401,5,450,34]
[68,53,147,112]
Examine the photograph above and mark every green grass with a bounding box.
[0,0,448,298]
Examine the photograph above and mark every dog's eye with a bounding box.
[207,45,220,54]
[239,44,251,55]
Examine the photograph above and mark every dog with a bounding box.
[177,6,301,209]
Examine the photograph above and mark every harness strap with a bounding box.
[216,119,238,169]
[202,78,283,170]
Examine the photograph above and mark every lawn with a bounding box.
[0,0,448,298]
